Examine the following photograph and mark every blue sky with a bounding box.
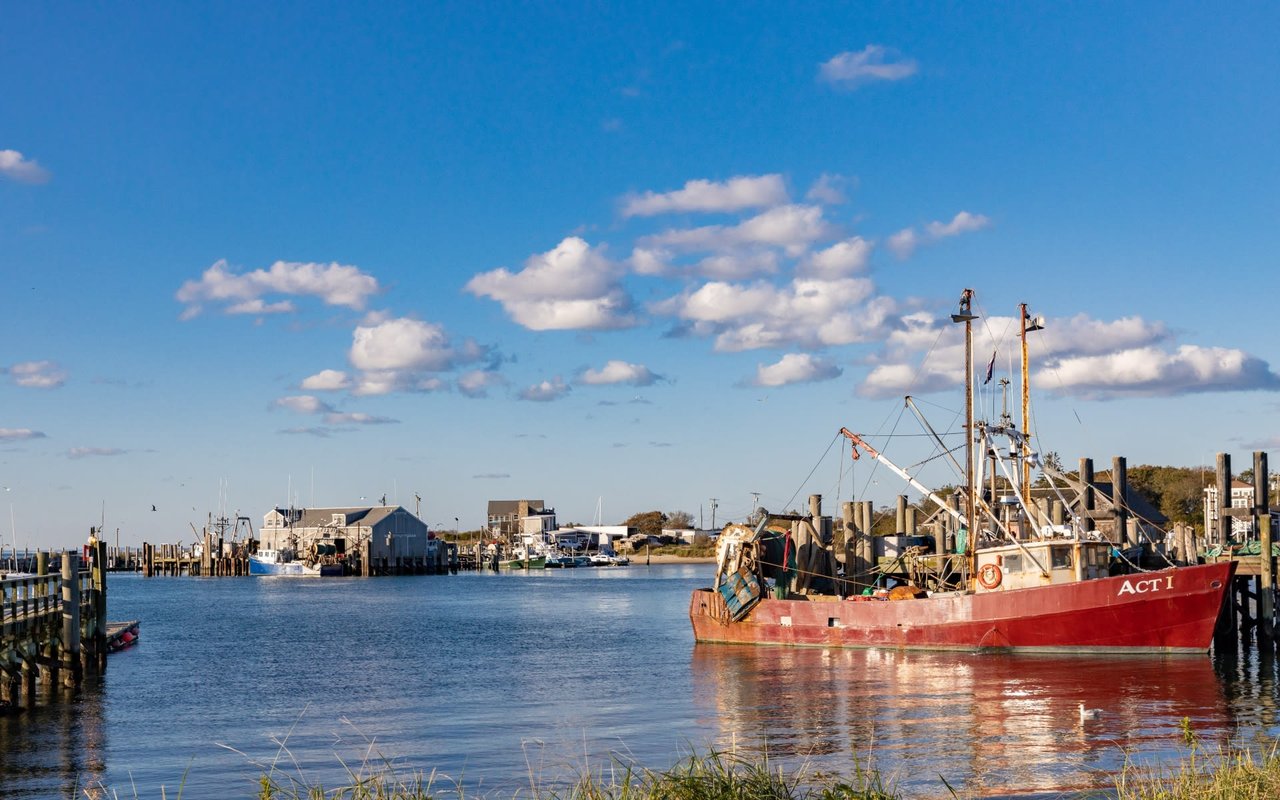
[3,2,1278,548]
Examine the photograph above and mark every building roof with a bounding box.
[272,505,413,528]
[487,499,544,517]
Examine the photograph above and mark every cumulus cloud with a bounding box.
[644,204,832,257]
[857,309,1280,400]
[466,237,637,331]
[520,376,571,402]
[888,211,990,259]
[68,447,125,459]
[300,369,351,391]
[322,411,399,425]
[7,360,67,389]
[176,259,380,319]
[805,174,851,205]
[886,228,920,259]
[621,175,788,217]
[926,211,991,238]
[653,277,895,352]
[579,360,661,386]
[751,353,843,387]
[350,318,459,372]
[819,45,918,88]
[0,150,51,184]
[0,428,47,441]
[458,369,505,398]
[1038,346,1280,399]
[800,237,873,279]
[274,395,334,414]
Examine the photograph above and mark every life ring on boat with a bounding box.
[977,563,1002,590]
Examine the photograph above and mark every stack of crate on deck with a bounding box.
[718,565,762,620]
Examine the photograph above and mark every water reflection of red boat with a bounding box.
[691,644,1231,796]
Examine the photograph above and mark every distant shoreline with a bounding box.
[638,554,715,564]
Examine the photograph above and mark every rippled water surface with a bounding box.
[3,565,1279,798]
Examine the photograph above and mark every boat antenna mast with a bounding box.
[951,289,979,582]
[1019,303,1045,525]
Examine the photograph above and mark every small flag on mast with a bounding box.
[983,351,997,384]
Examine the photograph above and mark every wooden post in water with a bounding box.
[60,551,81,689]
[94,537,108,670]
[1216,453,1232,549]
[1256,450,1273,644]
[1112,457,1133,548]
[895,496,907,536]
[1080,458,1095,536]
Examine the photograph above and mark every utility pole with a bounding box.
[710,498,718,530]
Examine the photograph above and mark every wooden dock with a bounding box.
[0,536,132,712]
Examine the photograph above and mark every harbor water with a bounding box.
[3,564,1279,798]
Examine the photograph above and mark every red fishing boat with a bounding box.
[690,290,1234,655]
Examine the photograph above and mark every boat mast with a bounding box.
[951,289,978,575]
[1019,304,1044,526]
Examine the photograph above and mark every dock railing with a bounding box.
[1,542,113,710]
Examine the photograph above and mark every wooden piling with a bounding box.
[1256,451,1274,643]
[1113,456,1133,548]
[60,552,81,688]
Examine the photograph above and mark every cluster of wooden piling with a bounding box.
[0,539,133,711]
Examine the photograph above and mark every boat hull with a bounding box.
[502,557,547,569]
[249,556,322,576]
[690,561,1235,655]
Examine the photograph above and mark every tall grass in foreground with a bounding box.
[248,749,897,800]
[1111,722,1280,800]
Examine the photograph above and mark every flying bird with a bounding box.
[151,504,156,511]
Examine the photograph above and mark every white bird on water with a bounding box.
[1079,702,1101,721]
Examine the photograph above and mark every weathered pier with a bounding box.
[0,535,135,712]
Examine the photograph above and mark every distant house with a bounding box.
[1203,481,1280,541]
[261,505,433,564]
[486,499,555,541]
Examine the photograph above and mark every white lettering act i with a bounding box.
[1118,576,1175,596]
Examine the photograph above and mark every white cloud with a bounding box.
[630,247,672,276]
[466,237,636,331]
[805,174,851,205]
[926,211,991,238]
[800,237,873,279]
[1038,346,1280,398]
[519,376,571,402]
[0,150,51,184]
[693,249,780,280]
[819,45,918,88]
[350,318,460,372]
[653,277,893,351]
[886,228,919,259]
[176,259,380,318]
[8,360,67,389]
[621,175,788,217]
[887,211,990,260]
[857,309,1280,399]
[644,204,832,257]
[67,447,125,459]
[274,395,333,414]
[322,411,398,425]
[300,369,351,391]
[458,370,505,398]
[752,353,843,387]
[580,360,660,386]
[0,428,47,441]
